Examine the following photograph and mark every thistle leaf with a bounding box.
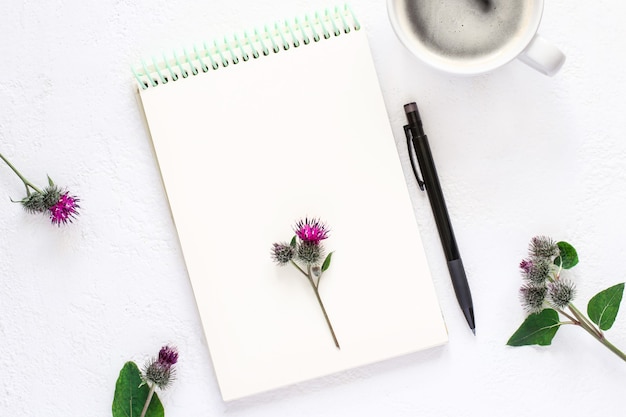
[507,309,560,346]
[290,235,297,247]
[555,241,578,269]
[588,283,625,331]
[112,361,164,417]
[47,175,54,186]
[321,251,334,272]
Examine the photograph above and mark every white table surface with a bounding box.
[1,0,624,415]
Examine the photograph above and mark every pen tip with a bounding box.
[471,328,476,336]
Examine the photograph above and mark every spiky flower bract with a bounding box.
[520,284,547,314]
[42,185,62,209]
[271,242,295,265]
[529,236,559,259]
[297,241,322,264]
[143,345,178,390]
[20,191,47,214]
[548,279,576,308]
[294,217,329,244]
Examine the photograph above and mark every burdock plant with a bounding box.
[0,152,79,226]
[112,345,179,417]
[272,217,339,349]
[508,236,626,362]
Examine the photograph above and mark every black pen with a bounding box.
[403,102,476,335]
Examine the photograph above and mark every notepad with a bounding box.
[134,5,447,401]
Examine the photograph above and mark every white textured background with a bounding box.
[1,0,624,415]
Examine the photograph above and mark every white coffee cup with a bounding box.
[387,0,565,76]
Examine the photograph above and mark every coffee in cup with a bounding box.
[387,0,565,76]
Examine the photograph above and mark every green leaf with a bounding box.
[290,235,297,247]
[112,361,164,417]
[507,309,561,346]
[321,251,334,272]
[555,241,578,269]
[588,283,625,331]
[47,175,54,186]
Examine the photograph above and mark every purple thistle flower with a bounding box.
[294,217,329,244]
[519,259,533,274]
[144,345,178,390]
[48,191,80,226]
[158,345,179,366]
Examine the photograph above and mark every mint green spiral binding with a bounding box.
[134,4,359,90]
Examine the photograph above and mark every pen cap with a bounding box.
[403,102,424,136]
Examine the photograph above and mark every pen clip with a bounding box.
[404,125,425,191]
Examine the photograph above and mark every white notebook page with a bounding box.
[137,12,447,401]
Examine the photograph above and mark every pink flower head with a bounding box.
[294,218,329,244]
[158,345,179,366]
[519,259,533,274]
[49,191,80,226]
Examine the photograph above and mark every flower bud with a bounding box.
[271,242,295,265]
[520,284,547,314]
[521,257,554,284]
[529,236,559,259]
[20,191,47,213]
[548,279,576,308]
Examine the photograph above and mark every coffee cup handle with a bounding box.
[518,34,566,76]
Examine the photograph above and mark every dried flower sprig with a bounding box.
[272,217,339,349]
[508,237,626,362]
[112,345,178,417]
[0,152,79,226]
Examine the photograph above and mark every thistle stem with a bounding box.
[306,265,340,349]
[567,303,626,362]
[555,307,578,324]
[568,304,602,338]
[139,384,156,417]
[0,152,42,193]
[290,260,308,278]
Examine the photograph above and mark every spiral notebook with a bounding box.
[134,5,447,401]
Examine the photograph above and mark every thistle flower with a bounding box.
[0,153,80,226]
[157,345,179,366]
[509,237,626,364]
[294,217,329,244]
[529,236,559,259]
[48,190,80,226]
[272,217,339,348]
[519,284,547,314]
[548,279,576,308]
[271,242,295,265]
[143,345,178,389]
[519,259,533,274]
